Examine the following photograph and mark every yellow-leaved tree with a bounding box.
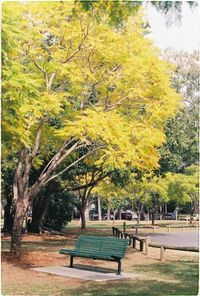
[2,2,180,255]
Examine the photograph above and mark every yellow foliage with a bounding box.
[2,2,181,170]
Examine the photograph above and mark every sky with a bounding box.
[145,2,199,52]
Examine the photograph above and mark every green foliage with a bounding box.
[166,165,199,206]
[44,192,75,231]
[123,174,168,215]
[158,50,199,174]
[109,169,131,188]
[78,0,140,27]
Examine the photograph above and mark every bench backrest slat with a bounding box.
[75,235,128,258]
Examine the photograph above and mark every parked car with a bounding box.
[102,214,114,220]
[162,213,176,220]
[130,213,138,220]
[121,212,133,220]
[90,213,99,220]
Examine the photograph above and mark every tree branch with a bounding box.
[47,72,56,92]
[40,138,77,175]
[33,61,46,76]
[69,172,109,192]
[62,22,90,64]
[13,149,26,200]
[23,120,44,188]
[46,149,93,183]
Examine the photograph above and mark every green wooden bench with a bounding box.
[59,235,128,275]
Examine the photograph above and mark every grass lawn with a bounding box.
[64,219,199,236]
[1,224,199,296]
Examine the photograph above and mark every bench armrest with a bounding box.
[110,255,121,260]
[59,249,76,255]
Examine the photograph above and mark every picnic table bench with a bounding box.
[132,225,159,233]
[59,235,128,275]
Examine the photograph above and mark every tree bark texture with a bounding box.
[80,208,86,229]
[151,211,155,225]
[137,214,140,225]
[10,198,29,256]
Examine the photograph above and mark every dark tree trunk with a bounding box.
[79,190,87,229]
[151,211,155,225]
[3,199,15,233]
[10,198,29,256]
[2,169,15,233]
[29,194,51,233]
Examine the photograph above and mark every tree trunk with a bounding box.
[190,200,199,217]
[9,110,87,255]
[10,178,45,254]
[80,208,86,229]
[85,206,90,221]
[107,207,110,221]
[137,213,140,225]
[97,196,102,221]
[112,209,118,224]
[118,208,122,220]
[151,211,155,225]
[10,198,29,256]
[133,203,143,225]
[159,205,163,220]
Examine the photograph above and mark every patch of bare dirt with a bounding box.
[2,251,65,268]
[1,233,76,242]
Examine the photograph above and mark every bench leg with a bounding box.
[140,241,144,252]
[117,260,121,275]
[70,256,74,268]
[132,238,136,248]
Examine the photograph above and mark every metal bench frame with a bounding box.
[59,235,128,275]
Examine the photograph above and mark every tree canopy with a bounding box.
[3,2,180,175]
[2,1,181,254]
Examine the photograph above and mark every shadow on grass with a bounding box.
[66,260,199,296]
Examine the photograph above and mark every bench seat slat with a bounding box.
[59,249,123,260]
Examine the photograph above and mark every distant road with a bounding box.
[148,231,199,248]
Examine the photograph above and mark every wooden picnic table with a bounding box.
[132,225,159,233]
